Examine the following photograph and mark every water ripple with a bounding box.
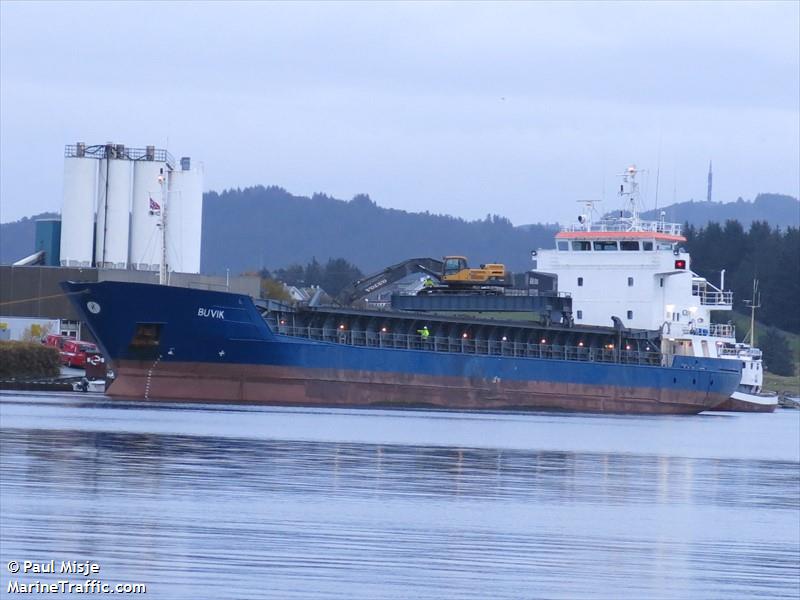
[1,393,798,599]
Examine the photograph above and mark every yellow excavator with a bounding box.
[336,256,512,305]
[440,256,510,287]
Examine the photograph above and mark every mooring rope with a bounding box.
[143,355,162,400]
[0,290,87,307]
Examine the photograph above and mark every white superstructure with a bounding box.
[536,165,772,410]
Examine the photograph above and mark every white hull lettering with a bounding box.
[198,308,225,319]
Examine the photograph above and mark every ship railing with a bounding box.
[719,346,762,359]
[64,144,175,166]
[693,289,733,306]
[561,219,682,236]
[680,323,735,338]
[708,323,735,337]
[275,325,662,366]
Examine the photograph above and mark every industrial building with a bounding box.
[59,142,203,273]
[1,142,259,343]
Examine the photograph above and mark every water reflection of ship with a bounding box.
[8,427,785,509]
[534,165,776,413]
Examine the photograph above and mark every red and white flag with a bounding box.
[149,197,161,215]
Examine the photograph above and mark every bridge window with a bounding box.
[557,241,569,251]
[577,310,583,320]
[643,241,654,251]
[627,310,633,320]
[572,241,591,251]
[593,241,618,251]
[577,277,583,286]
[620,241,639,251]
[657,242,673,251]
[628,277,634,287]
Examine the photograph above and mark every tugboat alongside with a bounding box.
[61,278,740,414]
[534,165,777,412]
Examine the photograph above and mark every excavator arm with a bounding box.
[335,257,444,306]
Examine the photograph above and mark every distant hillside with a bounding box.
[201,186,556,275]
[4,189,796,275]
[0,212,59,264]
[641,193,799,229]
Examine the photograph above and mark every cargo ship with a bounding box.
[62,280,740,414]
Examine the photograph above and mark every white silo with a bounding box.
[166,157,204,274]
[130,155,167,270]
[60,145,97,267]
[95,147,132,269]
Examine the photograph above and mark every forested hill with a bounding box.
[641,193,799,229]
[201,186,556,275]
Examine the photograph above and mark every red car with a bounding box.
[60,339,101,368]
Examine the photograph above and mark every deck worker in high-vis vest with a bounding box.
[417,326,430,339]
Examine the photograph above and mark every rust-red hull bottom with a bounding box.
[108,360,723,415]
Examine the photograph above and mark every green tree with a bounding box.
[260,278,291,301]
[686,221,799,333]
[304,258,323,287]
[759,328,795,377]
[321,258,363,297]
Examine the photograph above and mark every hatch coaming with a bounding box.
[260,302,664,368]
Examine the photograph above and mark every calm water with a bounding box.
[1,391,798,599]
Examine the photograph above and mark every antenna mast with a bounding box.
[618,165,640,230]
[744,279,761,346]
[655,135,662,211]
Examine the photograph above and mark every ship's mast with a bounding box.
[618,164,640,230]
[744,279,761,346]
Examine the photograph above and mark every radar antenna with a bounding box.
[576,199,601,230]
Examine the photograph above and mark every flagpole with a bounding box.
[158,169,168,285]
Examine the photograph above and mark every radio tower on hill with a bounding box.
[707,160,713,202]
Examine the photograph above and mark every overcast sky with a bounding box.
[1,1,798,225]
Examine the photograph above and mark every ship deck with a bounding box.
[261,302,663,367]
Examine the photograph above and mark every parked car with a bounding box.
[60,339,101,369]
[42,333,69,351]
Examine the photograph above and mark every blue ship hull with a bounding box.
[62,281,741,414]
